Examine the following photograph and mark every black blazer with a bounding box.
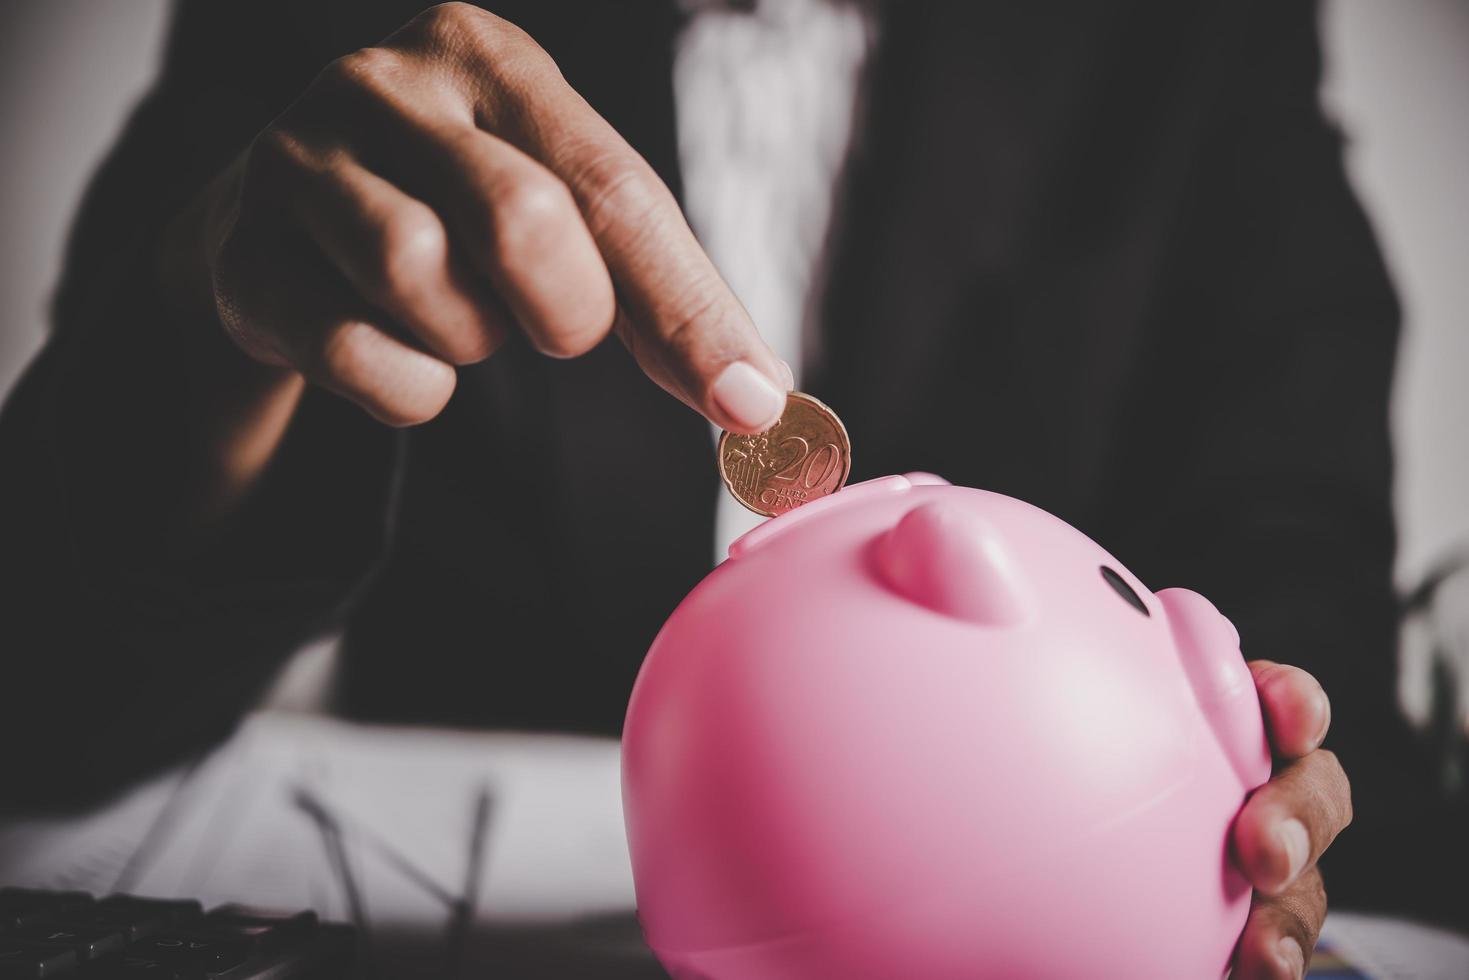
[2,0,1460,922]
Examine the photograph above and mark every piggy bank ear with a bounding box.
[1158,588,1271,788]
[876,502,1035,625]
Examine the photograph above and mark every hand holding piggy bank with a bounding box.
[623,474,1272,979]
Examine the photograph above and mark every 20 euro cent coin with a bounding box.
[718,391,852,517]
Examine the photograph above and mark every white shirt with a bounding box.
[673,0,876,562]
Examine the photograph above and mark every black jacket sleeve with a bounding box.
[1100,2,1465,924]
[0,1,398,810]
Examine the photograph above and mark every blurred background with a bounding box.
[1,0,1466,729]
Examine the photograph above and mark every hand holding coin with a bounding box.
[718,392,852,517]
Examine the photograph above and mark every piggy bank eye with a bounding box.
[1100,566,1149,617]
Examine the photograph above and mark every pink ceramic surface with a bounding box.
[623,474,1270,979]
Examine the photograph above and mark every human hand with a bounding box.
[1231,661,1352,978]
[167,2,788,431]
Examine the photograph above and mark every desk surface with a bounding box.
[0,711,1464,978]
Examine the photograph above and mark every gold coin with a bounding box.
[718,391,852,518]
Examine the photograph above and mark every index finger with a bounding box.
[541,121,789,432]
[449,14,790,431]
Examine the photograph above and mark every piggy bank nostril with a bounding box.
[1101,566,1150,616]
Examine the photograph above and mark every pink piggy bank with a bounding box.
[622,474,1271,979]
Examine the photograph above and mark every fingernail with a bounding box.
[778,359,795,391]
[1277,935,1305,979]
[1312,692,1331,747]
[712,361,785,430]
[1276,818,1310,888]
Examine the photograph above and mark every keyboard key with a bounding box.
[126,935,247,975]
[0,903,47,935]
[0,892,89,907]
[15,923,125,961]
[0,940,78,978]
[57,897,201,942]
[85,955,203,980]
[198,906,315,950]
[0,893,91,933]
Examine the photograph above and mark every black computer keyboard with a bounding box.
[0,888,353,979]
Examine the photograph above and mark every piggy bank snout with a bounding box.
[875,502,1035,625]
[1160,587,1272,788]
[1158,588,1248,703]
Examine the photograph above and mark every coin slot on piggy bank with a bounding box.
[624,475,1271,979]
